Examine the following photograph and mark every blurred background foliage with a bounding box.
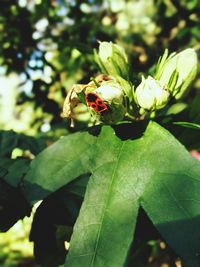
[0,0,199,266]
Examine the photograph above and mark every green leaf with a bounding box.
[139,124,200,267]
[0,157,13,177]
[3,158,30,187]
[24,122,200,267]
[17,133,46,155]
[24,131,97,204]
[65,123,200,267]
[0,130,45,158]
[0,178,31,232]
[67,174,90,197]
[0,131,18,157]
[64,129,140,267]
[165,102,188,115]
[174,121,200,130]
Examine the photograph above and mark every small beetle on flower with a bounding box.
[62,74,127,126]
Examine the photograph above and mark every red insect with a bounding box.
[85,92,111,114]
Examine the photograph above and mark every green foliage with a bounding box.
[0,178,31,232]
[0,130,46,234]
[15,122,200,267]
[174,121,200,129]
[0,1,200,267]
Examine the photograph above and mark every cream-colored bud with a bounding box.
[156,49,197,99]
[94,41,129,80]
[135,76,170,110]
[91,81,126,123]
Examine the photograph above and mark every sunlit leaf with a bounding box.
[24,122,200,267]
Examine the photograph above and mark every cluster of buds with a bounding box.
[135,48,197,113]
[62,74,127,126]
[62,42,197,125]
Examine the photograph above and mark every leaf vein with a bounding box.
[89,142,125,267]
[163,181,192,218]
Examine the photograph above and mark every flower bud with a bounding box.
[93,81,124,103]
[155,49,197,99]
[86,80,126,123]
[94,41,129,80]
[135,76,170,110]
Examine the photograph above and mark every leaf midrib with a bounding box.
[89,142,125,267]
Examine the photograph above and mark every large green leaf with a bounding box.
[140,123,200,267]
[24,122,200,267]
[24,131,96,203]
